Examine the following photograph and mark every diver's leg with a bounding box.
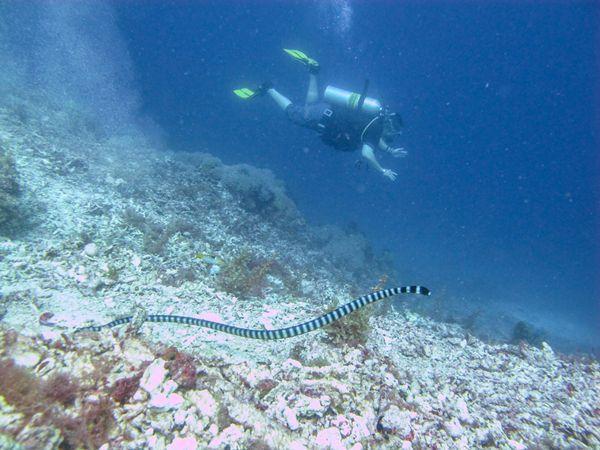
[267,88,292,111]
[306,73,318,104]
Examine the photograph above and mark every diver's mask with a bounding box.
[382,109,403,142]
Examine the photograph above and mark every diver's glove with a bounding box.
[382,169,397,181]
[387,146,408,158]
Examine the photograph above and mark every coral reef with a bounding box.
[216,249,298,298]
[323,299,373,347]
[218,163,302,226]
[120,207,172,256]
[217,250,273,297]
[511,320,548,348]
[312,224,379,278]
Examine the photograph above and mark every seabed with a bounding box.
[0,93,598,449]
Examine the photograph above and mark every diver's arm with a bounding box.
[361,143,397,181]
[378,138,407,158]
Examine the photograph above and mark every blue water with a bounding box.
[114,1,599,348]
[2,1,598,351]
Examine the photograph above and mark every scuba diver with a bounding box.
[233,49,406,181]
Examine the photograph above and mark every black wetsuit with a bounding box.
[286,102,383,151]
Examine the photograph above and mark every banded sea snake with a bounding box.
[76,285,430,340]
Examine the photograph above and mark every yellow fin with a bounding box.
[233,88,256,99]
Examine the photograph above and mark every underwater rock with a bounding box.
[281,358,304,374]
[0,397,24,436]
[314,427,343,449]
[294,394,330,419]
[444,419,464,439]
[83,242,98,257]
[0,145,20,229]
[507,439,527,450]
[300,279,316,297]
[140,359,167,394]
[0,300,6,322]
[173,408,188,426]
[224,402,253,429]
[454,397,473,424]
[148,410,175,434]
[331,414,352,438]
[188,389,217,417]
[207,424,244,449]
[379,405,413,438]
[131,254,142,267]
[121,338,155,368]
[541,341,554,357]
[149,391,184,410]
[274,396,300,431]
[15,424,62,449]
[184,413,204,435]
[0,434,22,450]
[231,361,273,389]
[144,430,166,449]
[167,436,198,450]
[349,413,372,441]
[139,358,184,410]
[288,440,309,450]
[11,348,42,369]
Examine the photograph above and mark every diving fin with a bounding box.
[283,48,319,73]
[233,88,257,100]
[233,82,273,100]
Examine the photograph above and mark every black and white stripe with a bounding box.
[75,286,430,340]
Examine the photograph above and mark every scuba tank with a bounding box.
[324,84,382,116]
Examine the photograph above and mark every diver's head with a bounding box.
[381,109,403,143]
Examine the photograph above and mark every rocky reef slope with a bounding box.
[0,94,598,449]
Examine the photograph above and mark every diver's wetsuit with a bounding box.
[285,102,383,152]
[285,102,329,130]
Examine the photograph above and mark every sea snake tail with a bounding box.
[75,285,431,340]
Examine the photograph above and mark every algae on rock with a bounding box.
[216,249,299,298]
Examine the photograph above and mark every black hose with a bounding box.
[356,79,370,111]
